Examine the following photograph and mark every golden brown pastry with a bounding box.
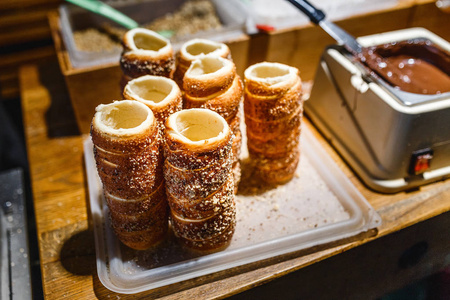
[163,108,236,252]
[123,75,183,130]
[244,62,303,184]
[122,76,183,245]
[183,55,243,191]
[120,28,175,88]
[166,174,234,220]
[173,38,231,88]
[91,100,168,250]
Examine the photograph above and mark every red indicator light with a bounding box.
[409,149,433,175]
[414,154,432,173]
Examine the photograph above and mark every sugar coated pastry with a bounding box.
[120,28,175,88]
[91,100,168,250]
[123,75,183,130]
[183,55,243,192]
[244,62,303,184]
[173,38,231,88]
[164,108,236,252]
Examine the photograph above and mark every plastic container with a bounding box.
[59,0,248,68]
[84,125,381,294]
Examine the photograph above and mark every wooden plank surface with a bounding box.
[19,59,450,299]
[0,0,61,99]
[232,212,450,299]
[0,0,61,11]
[0,45,55,100]
[0,0,61,46]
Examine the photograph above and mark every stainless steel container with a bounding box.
[306,28,450,193]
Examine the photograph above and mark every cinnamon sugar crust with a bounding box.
[120,28,175,79]
[164,109,236,251]
[91,100,168,250]
[184,75,243,121]
[183,56,235,98]
[171,205,235,240]
[167,177,234,220]
[174,218,235,252]
[182,56,243,190]
[104,180,166,215]
[174,39,231,88]
[164,153,232,200]
[244,62,303,185]
[123,75,183,130]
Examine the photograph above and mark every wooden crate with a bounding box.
[48,12,121,134]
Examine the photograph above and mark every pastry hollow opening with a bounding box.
[132,31,167,51]
[188,56,226,76]
[94,100,154,136]
[245,62,295,84]
[126,76,177,105]
[186,41,223,56]
[171,109,227,142]
[100,102,149,129]
[249,64,289,79]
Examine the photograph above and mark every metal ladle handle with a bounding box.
[285,0,325,24]
[286,0,363,54]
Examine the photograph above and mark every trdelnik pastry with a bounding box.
[123,75,183,131]
[182,55,243,192]
[173,38,231,88]
[120,28,175,89]
[91,100,168,250]
[163,108,236,252]
[244,62,303,185]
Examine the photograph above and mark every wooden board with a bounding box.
[20,61,450,299]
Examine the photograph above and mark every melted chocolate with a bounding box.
[356,40,450,95]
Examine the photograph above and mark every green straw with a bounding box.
[65,0,139,30]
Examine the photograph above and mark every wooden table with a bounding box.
[20,61,450,299]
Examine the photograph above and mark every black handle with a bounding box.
[286,0,325,24]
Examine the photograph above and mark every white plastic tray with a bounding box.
[84,126,381,294]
